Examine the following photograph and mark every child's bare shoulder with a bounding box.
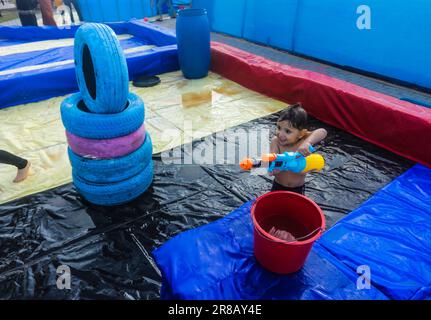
[271,136,279,144]
[270,136,280,147]
[270,136,280,153]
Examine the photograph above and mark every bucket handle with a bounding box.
[255,226,323,244]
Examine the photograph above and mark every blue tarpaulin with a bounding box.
[192,0,431,90]
[0,20,178,109]
[153,164,431,300]
[317,164,431,300]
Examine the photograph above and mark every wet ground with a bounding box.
[0,111,412,299]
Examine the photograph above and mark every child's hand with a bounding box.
[297,142,312,157]
[269,169,281,176]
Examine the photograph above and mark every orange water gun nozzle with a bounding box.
[239,158,254,170]
[240,153,276,171]
[261,153,277,162]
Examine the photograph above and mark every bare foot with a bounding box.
[13,161,31,183]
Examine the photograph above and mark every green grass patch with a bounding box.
[0,10,18,24]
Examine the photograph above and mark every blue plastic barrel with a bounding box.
[176,8,210,79]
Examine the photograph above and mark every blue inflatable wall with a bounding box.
[0,21,179,109]
[192,0,431,90]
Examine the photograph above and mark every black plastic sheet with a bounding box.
[0,113,413,299]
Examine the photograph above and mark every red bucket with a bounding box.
[251,191,325,274]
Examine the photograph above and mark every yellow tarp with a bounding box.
[0,71,289,204]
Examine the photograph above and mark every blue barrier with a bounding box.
[193,0,246,38]
[294,0,431,90]
[243,0,298,51]
[191,0,213,26]
[77,0,157,22]
[192,0,430,90]
[212,0,246,38]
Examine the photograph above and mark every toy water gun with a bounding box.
[240,145,325,173]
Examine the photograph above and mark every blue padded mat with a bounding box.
[317,164,431,300]
[0,37,151,72]
[153,164,431,300]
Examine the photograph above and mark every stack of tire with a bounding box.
[61,23,153,206]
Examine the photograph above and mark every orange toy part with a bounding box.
[261,153,277,162]
[240,158,254,170]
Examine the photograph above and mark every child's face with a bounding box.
[276,120,304,146]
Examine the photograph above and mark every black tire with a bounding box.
[61,92,144,139]
[68,133,153,184]
[73,160,154,206]
[74,23,129,114]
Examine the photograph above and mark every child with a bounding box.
[269,103,327,195]
[0,150,31,183]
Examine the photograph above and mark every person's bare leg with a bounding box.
[14,161,31,183]
[38,0,57,26]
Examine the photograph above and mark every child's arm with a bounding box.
[268,137,281,176]
[297,128,327,156]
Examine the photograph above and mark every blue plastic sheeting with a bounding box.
[192,0,431,90]
[242,0,298,51]
[211,0,246,38]
[0,21,178,109]
[152,201,387,300]
[193,0,246,38]
[294,0,431,90]
[0,37,151,72]
[77,0,157,23]
[317,164,431,300]
[192,0,214,28]
[153,164,431,300]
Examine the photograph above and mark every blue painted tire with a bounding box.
[73,160,154,206]
[74,23,129,114]
[68,133,153,184]
[61,92,144,139]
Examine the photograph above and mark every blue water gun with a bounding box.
[240,145,325,173]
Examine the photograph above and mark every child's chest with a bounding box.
[277,144,299,154]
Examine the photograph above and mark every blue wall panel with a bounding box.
[76,0,430,89]
[77,0,157,22]
[193,0,430,90]
[191,0,214,28]
[294,0,431,89]
[193,0,246,38]
[243,0,298,51]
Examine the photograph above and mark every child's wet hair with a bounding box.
[278,103,308,130]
